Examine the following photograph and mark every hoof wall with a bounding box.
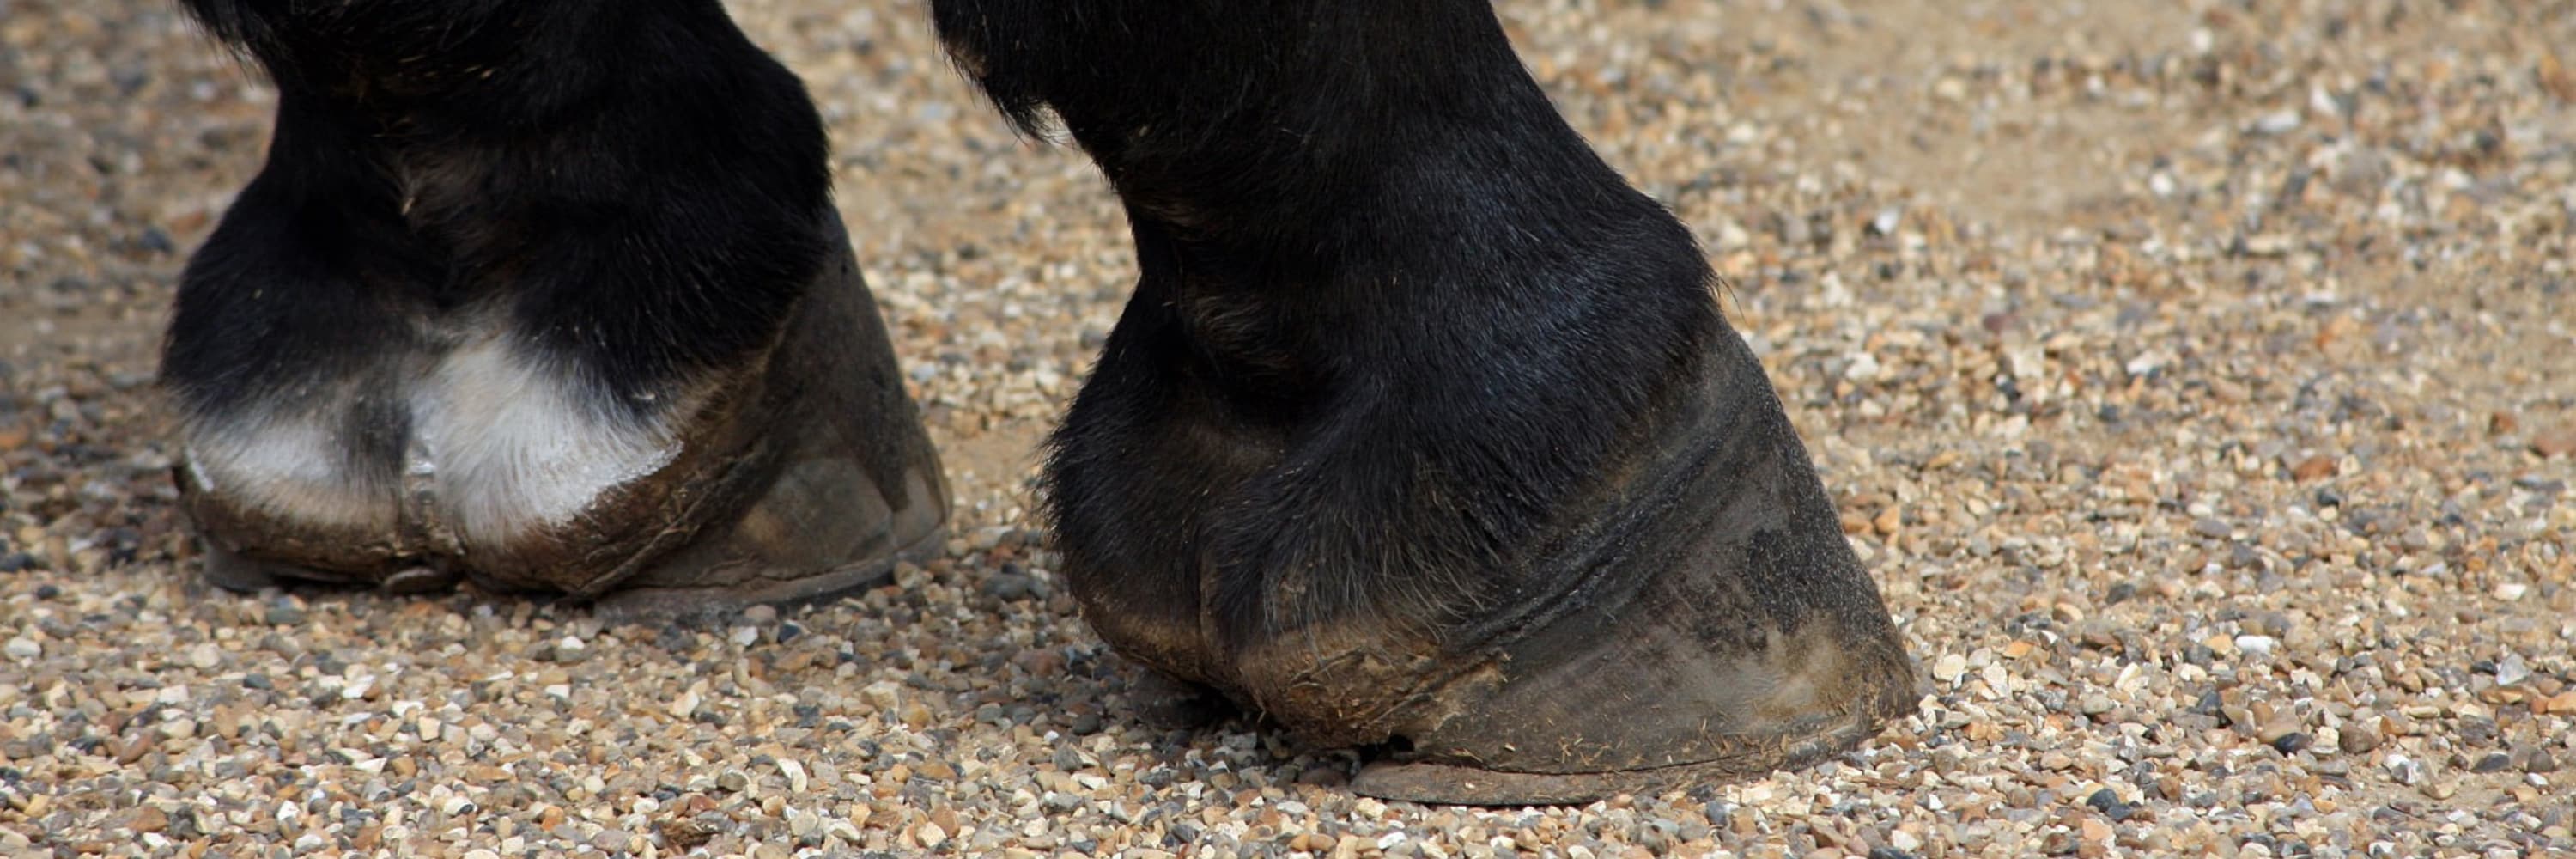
[1350,705,1892,806]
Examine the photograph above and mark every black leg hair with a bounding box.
[168,0,831,433]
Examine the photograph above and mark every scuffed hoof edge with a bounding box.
[1348,710,1887,807]
[197,541,460,596]
[580,523,949,621]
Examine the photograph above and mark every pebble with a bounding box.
[2495,653,2531,686]
[2534,427,2576,459]
[981,570,1036,601]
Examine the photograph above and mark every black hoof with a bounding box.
[1055,322,1917,806]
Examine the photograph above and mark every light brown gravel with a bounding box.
[4,0,2573,856]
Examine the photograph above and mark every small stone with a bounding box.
[2082,788,2133,822]
[2495,653,2530,686]
[264,605,307,625]
[2290,454,2337,480]
[1931,653,1968,684]
[2192,517,2232,539]
[2268,732,2314,755]
[2535,426,2576,458]
[660,818,715,852]
[2233,635,2277,656]
[590,829,635,854]
[2471,752,2513,773]
[2339,725,2381,753]
[3,638,37,661]
[981,572,1036,602]
[1868,208,1901,236]
[128,806,167,834]
[2251,109,2302,135]
[860,680,902,710]
[2385,754,2425,785]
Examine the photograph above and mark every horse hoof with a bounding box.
[169,225,947,614]
[1054,320,1917,805]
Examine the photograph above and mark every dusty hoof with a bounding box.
[168,230,947,614]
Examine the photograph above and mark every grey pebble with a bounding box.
[981,571,1036,601]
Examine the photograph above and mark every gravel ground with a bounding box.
[6,0,2575,856]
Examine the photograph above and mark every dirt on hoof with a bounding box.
[2,0,2570,856]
